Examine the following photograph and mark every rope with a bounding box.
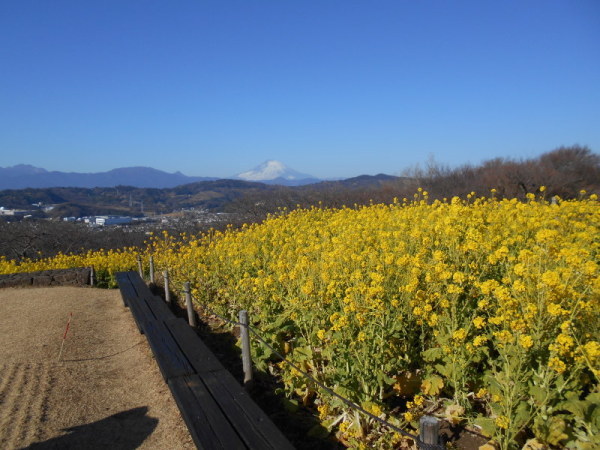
[182,285,241,326]
[186,292,437,446]
[246,323,420,442]
[168,281,443,449]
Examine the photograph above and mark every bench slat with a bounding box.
[127,272,153,300]
[127,295,150,334]
[145,293,174,322]
[165,318,225,374]
[115,272,134,307]
[128,273,174,323]
[169,374,246,450]
[125,271,143,296]
[202,370,295,450]
[143,319,196,381]
[116,273,150,333]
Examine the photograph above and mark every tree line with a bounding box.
[226,145,599,217]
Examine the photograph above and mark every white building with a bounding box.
[0,207,30,216]
[94,216,132,226]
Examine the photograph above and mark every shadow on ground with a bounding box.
[25,406,158,450]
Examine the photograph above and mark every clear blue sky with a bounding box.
[1,1,599,179]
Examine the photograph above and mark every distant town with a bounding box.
[0,204,54,219]
[0,203,239,229]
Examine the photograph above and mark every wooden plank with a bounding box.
[118,272,148,310]
[124,283,156,334]
[144,293,174,322]
[202,370,274,449]
[116,273,149,333]
[127,296,148,334]
[168,375,246,450]
[118,271,173,325]
[201,370,295,450]
[164,318,225,374]
[143,320,195,381]
[117,271,194,381]
[128,271,154,299]
[127,273,174,322]
[119,283,137,307]
[117,271,138,297]
[115,272,135,307]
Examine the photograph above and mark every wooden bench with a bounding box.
[115,271,294,450]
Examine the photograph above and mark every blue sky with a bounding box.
[1,1,599,179]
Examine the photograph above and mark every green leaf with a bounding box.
[473,417,496,437]
[435,363,452,378]
[529,385,547,405]
[586,393,600,405]
[321,346,334,359]
[331,386,362,410]
[514,401,532,428]
[307,424,330,439]
[421,375,444,396]
[269,314,291,330]
[422,347,443,361]
[293,345,313,361]
[545,417,569,446]
[561,397,587,418]
[281,398,299,413]
[533,415,569,447]
[376,372,395,387]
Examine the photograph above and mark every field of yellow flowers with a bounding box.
[1,192,598,449]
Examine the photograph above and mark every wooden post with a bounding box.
[239,310,253,386]
[184,282,196,327]
[149,255,155,284]
[89,266,95,286]
[137,255,143,278]
[419,415,440,448]
[163,270,171,305]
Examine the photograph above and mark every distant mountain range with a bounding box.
[0,161,321,190]
[0,162,407,217]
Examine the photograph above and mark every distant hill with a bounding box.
[0,175,403,218]
[0,161,322,189]
[0,165,217,190]
[307,174,403,189]
[0,179,285,216]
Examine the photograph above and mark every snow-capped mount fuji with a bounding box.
[234,160,320,186]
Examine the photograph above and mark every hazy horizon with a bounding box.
[0,158,389,180]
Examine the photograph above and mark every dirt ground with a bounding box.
[0,286,195,450]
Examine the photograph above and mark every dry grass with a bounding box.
[0,286,194,449]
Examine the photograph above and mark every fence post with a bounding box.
[89,266,95,286]
[239,310,253,386]
[184,282,197,327]
[149,255,155,284]
[137,255,143,278]
[163,270,171,305]
[419,415,440,448]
